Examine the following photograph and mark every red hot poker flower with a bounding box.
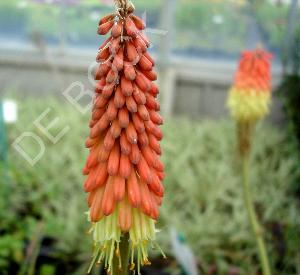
[82,1,165,273]
[227,48,273,122]
[234,49,272,91]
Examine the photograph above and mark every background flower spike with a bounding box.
[226,46,273,275]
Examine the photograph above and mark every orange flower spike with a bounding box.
[227,48,273,122]
[234,49,271,91]
[83,2,165,273]
[227,48,273,274]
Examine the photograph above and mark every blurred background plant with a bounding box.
[0,99,299,274]
[276,0,300,195]
[0,0,295,58]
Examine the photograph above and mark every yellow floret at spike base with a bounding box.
[87,209,163,275]
[227,88,271,123]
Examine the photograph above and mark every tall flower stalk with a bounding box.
[227,48,272,275]
[82,1,165,274]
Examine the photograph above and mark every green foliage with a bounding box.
[276,21,300,195]
[25,5,61,40]
[0,98,299,274]
[253,2,289,50]
[0,0,291,54]
[159,119,300,274]
[0,1,28,34]
[1,98,91,273]
[278,75,300,144]
[276,74,300,196]
[175,1,247,53]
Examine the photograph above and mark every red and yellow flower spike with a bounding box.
[227,47,273,275]
[227,48,273,122]
[82,0,165,273]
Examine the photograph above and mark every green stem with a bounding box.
[242,155,272,275]
[112,233,130,275]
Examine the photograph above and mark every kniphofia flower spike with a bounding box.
[82,1,165,273]
[227,48,273,123]
[227,47,273,275]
